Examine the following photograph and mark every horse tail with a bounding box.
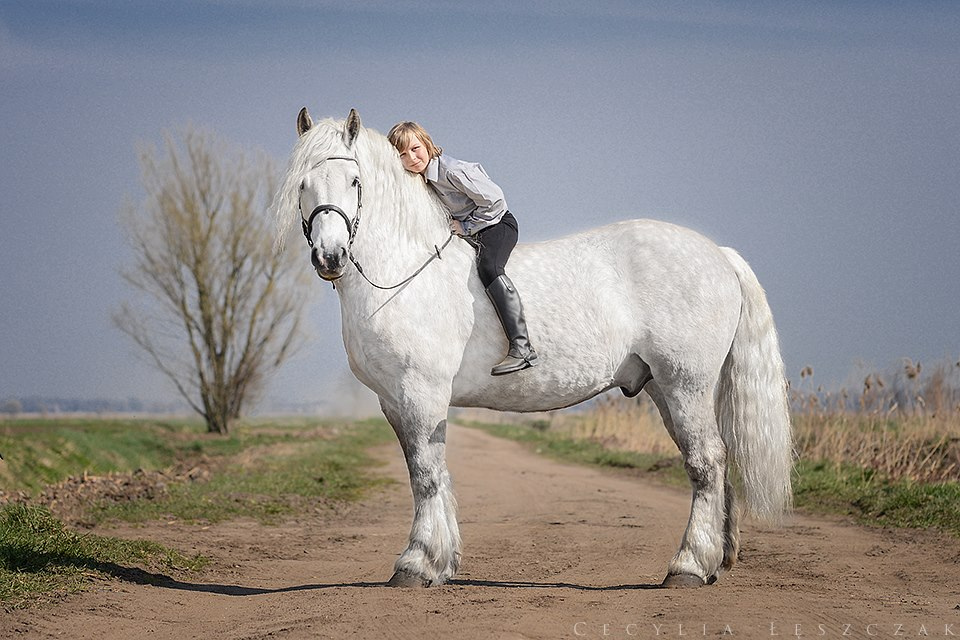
[716,247,794,522]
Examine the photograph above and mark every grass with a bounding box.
[793,412,959,485]
[794,460,960,536]
[0,416,396,608]
[788,360,960,534]
[0,504,206,609]
[88,418,396,525]
[0,418,185,494]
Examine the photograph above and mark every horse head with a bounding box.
[292,107,363,281]
[277,106,455,287]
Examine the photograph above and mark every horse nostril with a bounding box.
[330,248,348,268]
[312,248,348,272]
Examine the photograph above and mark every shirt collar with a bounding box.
[423,155,440,183]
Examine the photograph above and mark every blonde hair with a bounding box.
[387,121,442,158]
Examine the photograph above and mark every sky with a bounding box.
[1,1,958,412]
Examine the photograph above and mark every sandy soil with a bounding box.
[3,424,959,639]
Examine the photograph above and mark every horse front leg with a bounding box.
[380,397,461,587]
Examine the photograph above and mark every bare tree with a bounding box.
[114,128,308,433]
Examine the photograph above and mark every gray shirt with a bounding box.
[423,154,508,236]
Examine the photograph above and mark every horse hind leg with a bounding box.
[722,468,740,572]
[645,380,728,587]
[380,398,461,587]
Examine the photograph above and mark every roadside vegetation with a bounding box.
[1,504,206,609]
[790,359,959,535]
[0,417,394,608]
[460,357,960,537]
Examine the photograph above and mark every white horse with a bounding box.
[275,108,793,588]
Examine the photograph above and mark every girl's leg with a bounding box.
[475,212,518,287]
[475,213,538,375]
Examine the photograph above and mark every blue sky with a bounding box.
[1,1,958,409]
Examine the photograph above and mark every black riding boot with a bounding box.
[485,274,539,376]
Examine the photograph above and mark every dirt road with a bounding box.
[4,424,959,639]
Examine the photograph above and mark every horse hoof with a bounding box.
[661,573,706,589]
[387,569,430,588]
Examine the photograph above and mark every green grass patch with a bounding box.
[0,418,201,494]
[0,504,206,609]
[794,459,960,537]
[0,417,391,496]
[89,419,396,525]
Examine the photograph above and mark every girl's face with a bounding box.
[399,135,431,174]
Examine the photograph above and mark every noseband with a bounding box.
[299,156,362,261]
[298,155,454,290]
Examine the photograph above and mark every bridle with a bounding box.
[298,155,454,290]
[299,156,362,269]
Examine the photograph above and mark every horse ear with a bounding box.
[344,108,361,147]
[297,107,313,137]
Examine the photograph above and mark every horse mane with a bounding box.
[274,116,449,251]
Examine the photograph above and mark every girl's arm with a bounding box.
[446,164,506,235]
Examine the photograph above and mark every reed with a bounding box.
[791,358,960,485]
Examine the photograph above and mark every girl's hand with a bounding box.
[449,219,465,236]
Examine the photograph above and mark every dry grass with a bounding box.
[793,412,959,484]
[791,358,960,484]
[551,394,675,455]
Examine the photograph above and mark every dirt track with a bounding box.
[4,424,959,639]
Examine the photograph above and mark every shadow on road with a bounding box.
[98,562,663,595]
[450,579,661,591]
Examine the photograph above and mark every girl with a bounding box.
[387,121,538,376]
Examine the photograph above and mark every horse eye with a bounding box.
[299,180,305,191]
[352,177,360,187]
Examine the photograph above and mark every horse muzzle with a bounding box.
[311,246,348,280]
